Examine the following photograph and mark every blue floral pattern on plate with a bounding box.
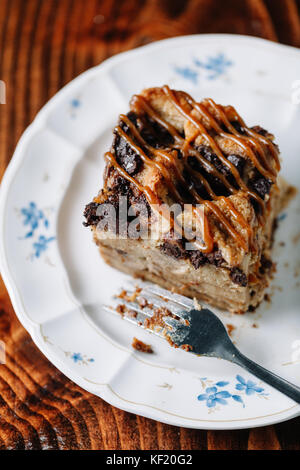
[18,202,55,260]
[173,66,199,84]
[65,351,95,366]
[198,386,231,408]
[235,375,264,395]
[173,53,233,83]
[70,97,82,118]
[20,202,49,238]
[193,53,233,80]
[197,375,268,410]
[32,235,56,259]
[71,98,81,108]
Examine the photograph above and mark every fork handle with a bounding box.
[233,351,300,404]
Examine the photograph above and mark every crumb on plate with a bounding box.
[132,337,153,353]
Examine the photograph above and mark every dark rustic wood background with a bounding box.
[0,0,300,451]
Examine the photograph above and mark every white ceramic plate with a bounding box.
[1,34,300,430]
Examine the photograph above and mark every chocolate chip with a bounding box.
[231,121,246,134]
[251,125,269,137]
[259,255,273,275]
[196,145,229,176]
[189,250,224,269]
[230,267,247,287]
[109,171,131,195]
[249,172,272,199]
[144,116,174,147]
[113,132,142,175]
[160,240,186,260]
[83,202,100,227]
[183,165,210,201]
[206,250,224,267]
[126,111,174,148]
[227,154,245,175]
[193,146,241,195]
[189,250,206,269]
[127,111,138,126]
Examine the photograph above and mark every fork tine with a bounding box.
[102,305,166,338]
[104,281,196,342]
[163,317,181,330]
[114,298,155,318]
[138,281,194,309]
[116,289,189,318]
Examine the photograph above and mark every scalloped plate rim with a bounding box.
[1,34,300,430]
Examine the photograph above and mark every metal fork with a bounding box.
[104,281,300,404]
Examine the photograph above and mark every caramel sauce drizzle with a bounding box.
[120,114,212,206]
[105,151,158,205]
[115,120,214,252]
[116,125,183,202]
[226,105,281,171]
[105,151,211,252]
[193,206,214,253]
[119,115,187,193]
[131,95,235,194]
[163,86,265,213]
[119,114,215,252]
[194,98,276,180]
[120,114,218,252]
[130,95,183,144]
[218,196,253,244]
[116,118,247,252]
[204,200,248,252]
[105,87,280,254]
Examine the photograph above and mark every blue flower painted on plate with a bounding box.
[67,351,95,366]
[235,375,265,396]
[70,98,82,118]
[197,375,268,410]
[71,98,81,108]
[173,66,198,84]
[173,53,233,83]
[32,235,55,259]
[193,53,233,80]
[198,386,231,408]
[18,202,56,260]
[20,202,49,238]
[71,352,83,363]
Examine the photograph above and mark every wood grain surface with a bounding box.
[0,0,300,450]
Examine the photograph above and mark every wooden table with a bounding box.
[0,0,300,450]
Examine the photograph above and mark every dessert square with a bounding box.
[84,86,294,313]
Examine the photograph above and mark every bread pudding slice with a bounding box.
[84,86,294,313]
